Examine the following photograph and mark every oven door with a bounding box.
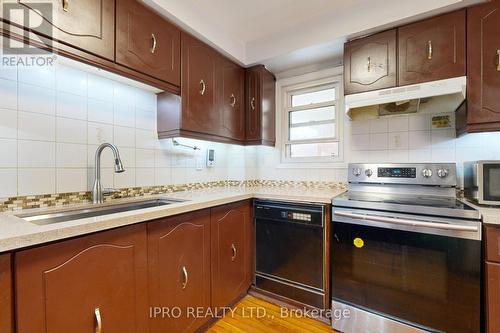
[332,208,481,333]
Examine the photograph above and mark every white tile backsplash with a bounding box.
[18,83,56,115]
[0,169,17,197]
[18,168,56,196]
[0,78,18,110]
[18,141,56,168]
[0,109,17,139]
[18,112,55,141]
[0,56,244,198]
[57,117,87,144]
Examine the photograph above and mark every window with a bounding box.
[282,78,342,163]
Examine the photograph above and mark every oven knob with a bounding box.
[365,169,373,177]
[422,168,433,178]
[437,168,449,178]
[352,168,362,177]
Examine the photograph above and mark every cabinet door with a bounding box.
[15,225,148,333]
[147,210,211,333]
[398,10,466,86]
[344,29,397,95]
[116,0,181,86]
[245,68,261,141]
[211,201,253,308]
[181,33,219,135]
[4,0,115,60]
[487,262,500,333]
[467,1,500,125]
[0,254,13,333]
[219,58,245,141]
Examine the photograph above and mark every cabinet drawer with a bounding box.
[486,226,500,263]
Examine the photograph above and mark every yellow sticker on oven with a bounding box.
[353,238,364,248]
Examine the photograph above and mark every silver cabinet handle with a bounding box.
[497,50,500,72]
[334,211,478,232]
[62,0,69,12]
[230,94,236,108]
[250,97,255,110]
[151,33,157,54]
[231,243,237,261]
[427,40,433,60]
[367,56,371,72]
[199,79,206,95]
[94,307,102,333]
[181,266,188,289]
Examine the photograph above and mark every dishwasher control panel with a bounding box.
[255,200,324,226]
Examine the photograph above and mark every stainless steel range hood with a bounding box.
[344,76,466,118]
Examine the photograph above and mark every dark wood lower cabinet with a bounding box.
[211,201,253,309]
[147,210,211,333]
[15,224,149,333]
[0,253,13,333]
[487,262,500,333]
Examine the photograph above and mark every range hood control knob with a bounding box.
[422,168,433,178]
[365,169,373,177]
[353,168,362,177]
[437,168,449,178]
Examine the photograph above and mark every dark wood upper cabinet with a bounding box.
[0,254,13,333]
[398,10,466,86]
[15,224,148,333]
[211,200,253,308]
[246,65,276,146]
[0,0,115,60]
[147,210,211,333]
[465,0,500,130]
[344,29,397,95]
[116,0,181,87]
[181,32,220,136]
[219,57,246,141]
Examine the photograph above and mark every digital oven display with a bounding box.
[378,167,416,178]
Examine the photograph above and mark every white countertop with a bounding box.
[460,199,500,226]
[0,186,345,253]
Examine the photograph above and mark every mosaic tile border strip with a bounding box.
[0,180,346,212]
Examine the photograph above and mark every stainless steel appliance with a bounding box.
[254,200,327,308]
[464,160,500,205]
[332,163,481,333]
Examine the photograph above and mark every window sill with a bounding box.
[276,161,348,169]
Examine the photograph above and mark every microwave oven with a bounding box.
[464,161,500,205]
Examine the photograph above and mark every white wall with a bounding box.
[0,55,246,198]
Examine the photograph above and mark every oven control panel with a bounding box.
[348,163,457,186]
[378,167,416,178]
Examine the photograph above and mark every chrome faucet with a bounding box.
[92,143,125,204]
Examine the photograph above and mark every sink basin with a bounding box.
[18,198,186,225]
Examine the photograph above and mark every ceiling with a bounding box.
[145,0,484,75]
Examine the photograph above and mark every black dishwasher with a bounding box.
[254,200,326,308]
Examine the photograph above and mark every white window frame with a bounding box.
[277,68,345,167]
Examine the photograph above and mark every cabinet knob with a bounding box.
[199,80,206,96]
[62,0,69,12]
[230,94,236,108]
[497,50,500,72]
[94,307,102,333]
[150,33,157,54]
[250,97,255,110]
[181,266,188,289]
[231,243,237,261]
[427,40,433,60]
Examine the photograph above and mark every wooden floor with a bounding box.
[206,296,338,333]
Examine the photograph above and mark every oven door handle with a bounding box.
[334,211,478,232]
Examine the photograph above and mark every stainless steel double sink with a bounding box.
[17,197,186,226]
